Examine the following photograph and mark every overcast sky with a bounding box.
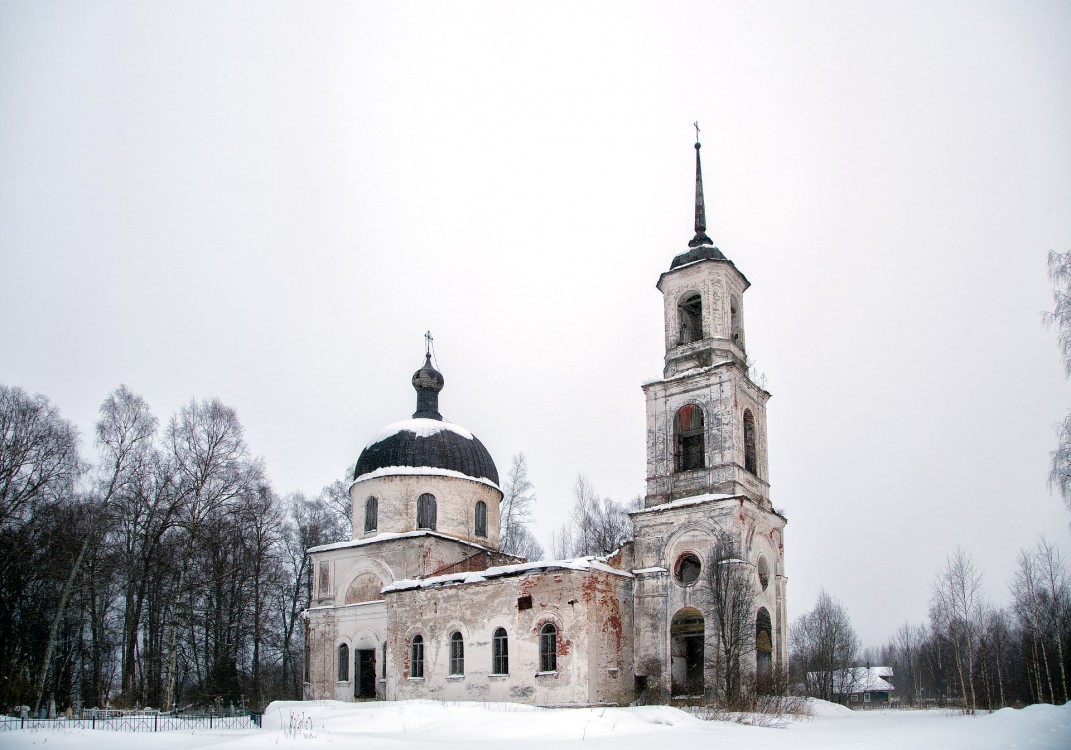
[3,1,1070,648]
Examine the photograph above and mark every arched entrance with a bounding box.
[756,607,773,693]
[671,607,705,697]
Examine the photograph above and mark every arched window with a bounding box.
[678,293,703,345]
[756,608,773,691]
[730,295,743,345]
[364,496,378,533]
[757,556,770,591]
[409,635,424,678]
[449,632,464,676]
[743,409,757,475]
[539,623,557,673]
[338,643,349,682]
[474,500,487,537]
[675,404,705,472]
[492,627,508,675]
[417,493,437,530]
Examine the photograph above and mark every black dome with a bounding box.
[353,419,500,485]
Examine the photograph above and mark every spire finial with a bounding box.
[689,122,713,248]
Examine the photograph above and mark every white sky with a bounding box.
[2,1,1070,649]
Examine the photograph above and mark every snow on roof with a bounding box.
[809,667,896,694]
[383,556,633,593]
[631,492,739,515]
[641,360,735,387]
[351,464,502,491]
[365,418,473,448]
[308,530,496,555]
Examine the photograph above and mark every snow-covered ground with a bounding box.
[4,699,1069,749]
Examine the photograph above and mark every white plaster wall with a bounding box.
[629,499,787,701]
[385,569,634,706]
[306,534,513,701]
[350,474,502,548]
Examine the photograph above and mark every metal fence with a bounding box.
[0,711,262,732]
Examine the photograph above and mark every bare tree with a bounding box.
[894,621,927,705]
[0,385,82,533]
[790,590,860,703]
[32,386,157,713]
[162,398,263,711]
[703,528,756,704]
[318,477,352,542]
[931,548,985,713]
[499,453,542,558]
[552,474,632,558]
[1035,537,1069,703]
[1045,250,1071,508]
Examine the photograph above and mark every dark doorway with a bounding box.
[671,608,705,697]
[355,649,376,699]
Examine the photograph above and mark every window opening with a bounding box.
[417,493,437,530]
[410,635,424,678]
[303,630,310,683]
[671,608,705,696]
[382,642,387,679]
[492,628,509,675]
[730,295,742,345]
[743,410,757,475]
[517,595,532,611]
[675,553,702,585]
[757,556,770,591]
[338,643,349,682]
[449,632,465,676]
[756,607,773,692]
[474,500,487,538]
[364,496,378,532]
[539,623,557,673]
[678,293,703,345]
[674,404,705,472]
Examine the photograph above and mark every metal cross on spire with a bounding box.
[689,121,713,248]
[424,330,433,358]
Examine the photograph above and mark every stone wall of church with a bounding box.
[629,498,786,702]
[306,534,517,702]
[384,568,635,706]
[350,474,502,548]
[643,362,771,508]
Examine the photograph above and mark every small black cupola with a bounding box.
[412,353,444,420]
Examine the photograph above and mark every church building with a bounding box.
[304,137,788,705]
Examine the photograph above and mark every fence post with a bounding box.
[154,713,158,732]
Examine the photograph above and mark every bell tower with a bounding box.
[642,131,772,509]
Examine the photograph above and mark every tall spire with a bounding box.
[689,121,713,248]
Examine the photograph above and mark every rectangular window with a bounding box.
[517,595,532,611]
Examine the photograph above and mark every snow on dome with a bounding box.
[354,417,499,485]
[365,418,474,448]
